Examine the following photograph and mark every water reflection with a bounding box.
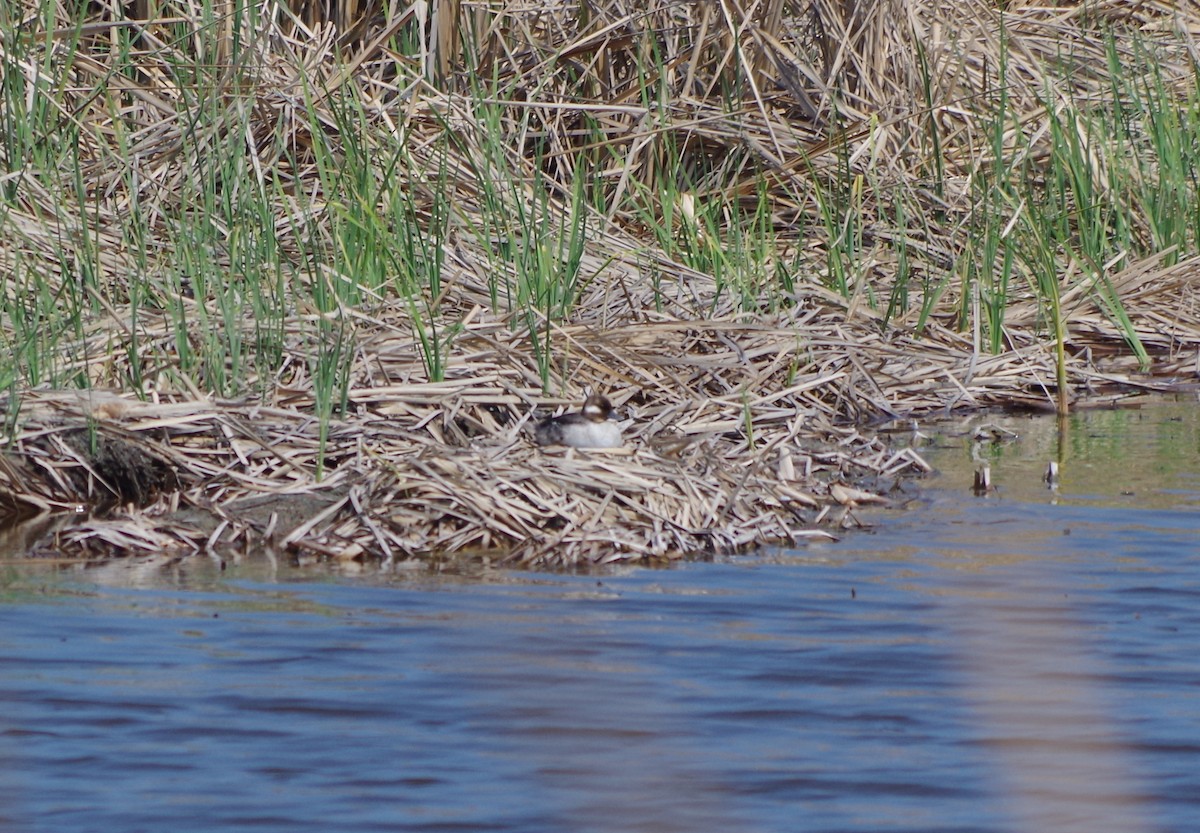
[0,402,1197,832]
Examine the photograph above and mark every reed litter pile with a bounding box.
[2,282,1195,565]
[0,317,920,565]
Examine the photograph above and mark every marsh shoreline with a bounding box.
[2,1,1199,563]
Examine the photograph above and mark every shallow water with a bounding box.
[1,401,1198,832]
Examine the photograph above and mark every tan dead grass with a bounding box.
[3,276,1193,565]
[1,0,1199,564]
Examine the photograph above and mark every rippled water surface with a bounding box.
[1,401,1198,832]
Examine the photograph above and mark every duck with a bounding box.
[533,394,624,449]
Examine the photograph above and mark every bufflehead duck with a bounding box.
[534,394,623,449]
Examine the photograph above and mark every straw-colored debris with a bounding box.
[2,292,1196,565]
[2,0,1200,564]
[0,319,909,565]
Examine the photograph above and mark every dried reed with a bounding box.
[1,0,1198,564]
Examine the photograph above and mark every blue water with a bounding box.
[0,404,1197,833]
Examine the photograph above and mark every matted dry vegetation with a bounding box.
[1,0,1199,565]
